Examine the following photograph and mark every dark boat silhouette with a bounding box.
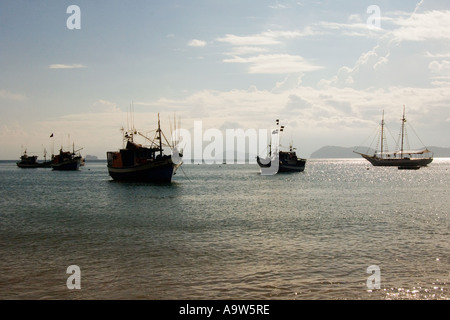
[51,144,83,171]
[16,150,52,168]
[107,113,183,183]
[257,119,306,175]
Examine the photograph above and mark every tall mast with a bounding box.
[158,113,162,156]
[380,110,385,158]
[271,119,280,156]
[400,105,406,159]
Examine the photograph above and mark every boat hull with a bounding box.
[360,154,433,167]
[278,160,306,172]
[52,158,81,171]
[107,157,181,183]
[257,156,306,174]
[17,161,52,168]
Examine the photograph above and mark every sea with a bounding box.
[0,158,448,300]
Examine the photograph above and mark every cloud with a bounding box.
[91,100,121,113]
[188,39,207,47]
[392,10,450,42]
[217,29,317,46]
[0,89,26,101]
[49,64,86,69]
[317,21,385,38]
[224,54,323,74]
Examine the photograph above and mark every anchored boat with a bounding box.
[257,119,306,175]
[51,144,83,171]
[106,113,183,183]
[16,150,52,168]
[354,106,433,169]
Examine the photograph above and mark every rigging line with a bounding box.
[368,125,381,154]
[394,126,403,152]
[179,165,192,183]
[169,115,173,145]
[355,123,379,152]
[160,130,173,148]
[385,124,397,151]
[407,122,428,148]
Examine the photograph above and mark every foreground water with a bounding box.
[0,159,448,300]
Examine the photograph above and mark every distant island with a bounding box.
[85,155,99,160]
[310,146,450,158]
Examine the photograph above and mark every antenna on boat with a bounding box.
[132,100,135,134]
[50,133,54,157]
[158,113,162,156]
[400,105,406,159]
[381,110,384,155]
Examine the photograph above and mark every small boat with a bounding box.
[51,144,83,171]
[106,113,183,183]
[17,150,52,168]
[256,119,306,175]
[354,106,433,169]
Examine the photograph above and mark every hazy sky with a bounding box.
[1,0,450,159]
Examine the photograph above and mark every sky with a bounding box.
[1,0,450,160]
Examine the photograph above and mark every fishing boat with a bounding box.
[354,106,433,169]
[16,150,52,168]
[256,119,306,175]
[106,113,183,183]
[51,144,83,171]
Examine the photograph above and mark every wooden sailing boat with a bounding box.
[257,119,306,175]
[106,113,183,183]
[354,106,433,169]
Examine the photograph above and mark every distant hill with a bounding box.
[310,146,372,159]
[428,146,450,157]
[85,155,99,160]
[310,146,450,158]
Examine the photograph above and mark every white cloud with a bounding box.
[217,28,323,75]
[392,10,450,42]
[317,21,385,38]
[49,64,86,69]
[91,100,121,113]
[0,89,26,101]
[426,51,450,59]
[268,2,290,9]
[223,54,323,74]
[188,39,207,47]
[218,33,280,46]
[217,28,317,46]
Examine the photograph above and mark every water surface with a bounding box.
[0,159,448,300]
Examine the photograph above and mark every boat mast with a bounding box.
[400,105,406,159]
[158,113,162,156]
[380,110,385,158]
[270,119,280,157]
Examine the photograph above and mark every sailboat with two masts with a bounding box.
[354,106,433,169]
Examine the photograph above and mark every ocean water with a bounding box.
[0,159,448,300]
